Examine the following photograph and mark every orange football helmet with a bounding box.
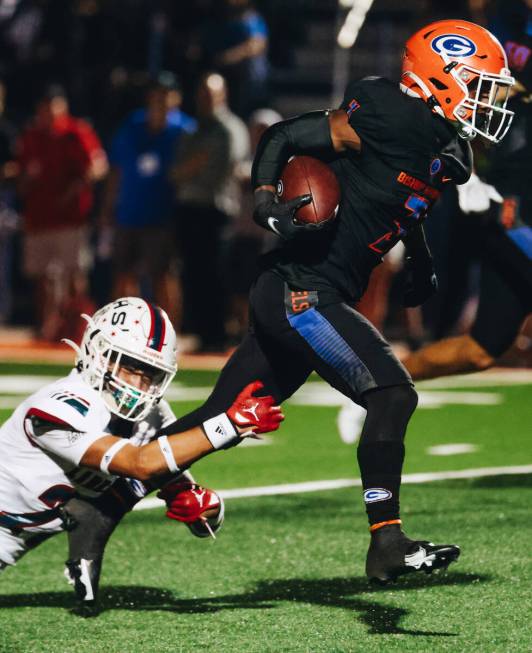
[402,19,515,143]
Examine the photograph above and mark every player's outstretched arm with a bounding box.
[80,382,284,480]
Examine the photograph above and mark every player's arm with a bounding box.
[252,109,361,239]
[401,224,438,307]
[80,381,283,480]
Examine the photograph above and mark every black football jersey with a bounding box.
[266,77,467,302]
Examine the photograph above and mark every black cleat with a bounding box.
[366,524,460,584]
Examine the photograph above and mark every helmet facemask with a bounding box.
[451,64,515,143]
[101,350,173,421]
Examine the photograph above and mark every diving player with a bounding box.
[158,20,515,583]
[0,298,283,601]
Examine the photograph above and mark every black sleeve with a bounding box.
[440,137,473,185]
[251,111,334,188]
[402,223,432,259]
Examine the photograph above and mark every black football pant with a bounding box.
[168,270,413,427]
[165,270,417,526]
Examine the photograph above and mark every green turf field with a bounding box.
[0,363,530,652]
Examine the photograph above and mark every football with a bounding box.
[277,155,340,226]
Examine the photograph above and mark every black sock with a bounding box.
[357,441,405,527]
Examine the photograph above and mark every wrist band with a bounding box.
[100,438,131,474]
[202,413,237,449]
[157,435,180,474]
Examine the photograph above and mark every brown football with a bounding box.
[277,155,340,225]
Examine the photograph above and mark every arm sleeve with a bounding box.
[251,111,334,188]
[402,223,432,259]
[24,396,107,466]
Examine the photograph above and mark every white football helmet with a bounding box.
[65,298,178,421]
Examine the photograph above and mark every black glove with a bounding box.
[253,189,314,240]
[403,255,438,307]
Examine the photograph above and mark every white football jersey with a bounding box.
[0,369,176,540]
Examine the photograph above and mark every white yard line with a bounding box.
[134,464,532,511]
[427,443,479,456]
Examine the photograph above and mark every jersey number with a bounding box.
[369,193,430,255]
[0,484,75,531]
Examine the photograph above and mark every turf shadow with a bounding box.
[0,571,489,636]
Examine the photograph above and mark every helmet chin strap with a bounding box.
[400,73,446,119]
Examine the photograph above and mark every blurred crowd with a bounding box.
[0,0,529,358]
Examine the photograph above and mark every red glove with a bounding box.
[227,381,284,434]
[157,481,220,522]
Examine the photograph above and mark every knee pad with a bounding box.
[361,384,418,443]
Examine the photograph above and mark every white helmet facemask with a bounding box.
[450,62,515,143]
[66,298,178,422]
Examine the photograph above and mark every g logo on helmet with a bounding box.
[431,34,477,58]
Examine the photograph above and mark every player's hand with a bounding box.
[456,172,503,214]
[403,255,438,307]
[227,380,284,435]
[253,189,313,239]
[157,482,224,539]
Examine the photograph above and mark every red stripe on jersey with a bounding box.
[26,407,73,429]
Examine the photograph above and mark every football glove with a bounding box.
[157,481,224,539]
[456,172,503,214]
[253,189,314,240]
[227,380,284,434]
[202,381,284,449]
[403,255,438,307]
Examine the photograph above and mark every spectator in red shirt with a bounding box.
[17,85,107,340]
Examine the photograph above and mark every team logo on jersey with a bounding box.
[67,431,85,445]
[364,488,392,503]
[430,158,442,176]
[346,98,361,117]
[431,34,477,58]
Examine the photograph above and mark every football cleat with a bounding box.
[64,557,102,602]
[366,524,460,584]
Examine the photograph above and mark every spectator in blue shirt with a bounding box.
[99,73,195,326]
[200,0,269,118]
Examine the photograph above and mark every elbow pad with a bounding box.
[441,138,473,185]
[251,111,334,189]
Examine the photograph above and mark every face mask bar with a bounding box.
[452,65,515,143]
[98,349,173,421]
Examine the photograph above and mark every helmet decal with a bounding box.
[431,34,477,58]
[146,301,166,352]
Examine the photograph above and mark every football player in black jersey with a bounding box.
[404,13,532,382]
[157,19,516,583]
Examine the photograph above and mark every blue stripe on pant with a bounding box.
[287,306,376,396]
